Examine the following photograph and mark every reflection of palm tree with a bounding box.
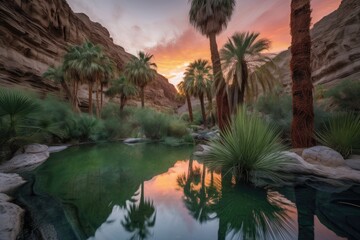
[177,160,220,224]
[121,182,156,240]
[216,177,295,240]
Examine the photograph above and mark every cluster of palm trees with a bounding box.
[182,0,277,130]
[44,41,157,116]
[187,0,314,148]
[177,59,213,128]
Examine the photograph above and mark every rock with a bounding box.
[48,145,69,153]
[0,152,49,173]
[0,193,11,202]
[0,173,26,193]
[274,0,360,92]
[0,0,179,111]
[123,138,146,144]
[193,144,212,157]
[24,144,48,153]
[302,146,345,167]
[0,196,24,240]
[282,151,360,183]
[345,159,360,171]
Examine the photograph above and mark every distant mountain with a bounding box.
[0,0,179,110]
[274,0,360,91]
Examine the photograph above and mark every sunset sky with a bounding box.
[67,0,341,87]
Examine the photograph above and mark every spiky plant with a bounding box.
[201,107,288,183]
[316,112,360,158]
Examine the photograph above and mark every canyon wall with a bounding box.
[0,0,179,110]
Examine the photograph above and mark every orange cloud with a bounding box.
[149,0,341,87]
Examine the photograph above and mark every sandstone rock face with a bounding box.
[275,0,360,91]
[0,0,179,110]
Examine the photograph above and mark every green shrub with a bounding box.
[201,107,288,183]
[325,80,360,112]
[316,112,360,158]
[0,88,40,157]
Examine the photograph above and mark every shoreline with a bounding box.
[0,144,69,240]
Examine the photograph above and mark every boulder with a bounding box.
[24,144,48,153]
[0,152,49,173]
[0,195,24,240]
[345,159,360,171]
[302,146,345,167]
[282,151,360,183]
[48,145,69,153]
[0,173,26,193]
[123,138,146,144]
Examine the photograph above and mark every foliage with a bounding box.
[316,112,360,158]
[220,32,277,112]
[189,0,235,36]
[255,92,330,140]
[125,51,157,108]
[201,107,288,183]
[105,75,138,111]
[324,80,360,112]
[0,88,40,157]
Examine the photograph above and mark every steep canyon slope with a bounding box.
[0,0,179,110]
[275,0,360,90]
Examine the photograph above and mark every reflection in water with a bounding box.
[121,182,156,240]
[177,159,296,240]
[24,143,360,240]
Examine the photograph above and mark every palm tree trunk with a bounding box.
[140,86,145,108]
[186,93,193,122]
[120,95,126,111]
[290,0,315,148]
[239,61,249,105]
[209,33,230,131]
[100,83,104,109]
[88,82,93,115]
[96,81,100,117]
[199,93,207,128]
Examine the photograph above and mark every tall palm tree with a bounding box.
[185,59,212,128]
[220,32,276,113]
[63,45,83,111]
[290,0,314,148]
[99,54,114,111]
[125,51,157,108]
[177,80,193,122]
[106,75,138,112]
[189,0,235,130]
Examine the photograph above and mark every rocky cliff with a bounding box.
[0,0,179,110]
[275,0,360,90]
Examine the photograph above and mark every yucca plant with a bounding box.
[316,112,360,158]
[201,107,288,183]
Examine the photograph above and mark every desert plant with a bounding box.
[0,88,40,155]
[201,107,288,183]
[134,109,169,140]
[325,80,360,112]
[316,112,360,158]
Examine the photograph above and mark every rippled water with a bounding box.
[17,143,360,240]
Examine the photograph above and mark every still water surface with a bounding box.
[17,143,360,240]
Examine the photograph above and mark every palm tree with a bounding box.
[121,182,156,240]
[220,32,275,114]
[99,54,114,111]
[125,51,157,108]
[43,65,80,112]
[185,59,212,128]
[189,0,235,130]
[106,75,138,112]
[64,41,109,116]
[177,80,193,122]
[290,0,314,148]
[63,45,83,111]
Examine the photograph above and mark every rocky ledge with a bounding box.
[0,143,68,240]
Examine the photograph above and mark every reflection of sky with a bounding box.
[67,0,341,87]
[88,160,346,240]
